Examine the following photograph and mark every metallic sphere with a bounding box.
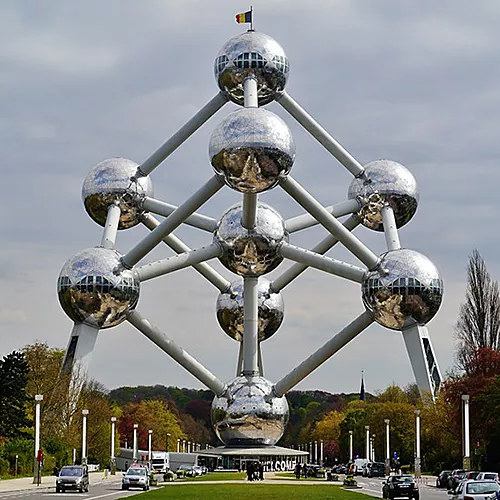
[57,247,140,329]
[82,158,153,229]
[362,249,443,330]
[210,108,295,194]
[216,278,284,342]
[348,160,419,231]
[211,376,289,446]
[214,202,288,276]
[214,31,289,106]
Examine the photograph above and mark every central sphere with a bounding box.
[214,202,288,276]
[211,376,289,446]
[210,108,295,194]
[216,278,284,342]
[214,31,290,106]
[57,247,140,328]
[82,157,153,229]
[362,248,443,330]
[348,160,419,231]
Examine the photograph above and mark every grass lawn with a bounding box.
[272,472,328,481]
[179,472,246,481]
[133,483,376,499]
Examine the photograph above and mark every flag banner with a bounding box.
[235,10,252,24]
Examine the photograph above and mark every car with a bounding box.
[305,464,326,478]
[367,462,386,478]
[192,465,204,476]
[177,464,196,477]
[122,466,150,491]
[449,479,500,500]
[382,474,419,500]
[465,472,481,480]
[436,470,453,488]
[475,472,499,482]
[55,465,89,493]
[448,470,467,490]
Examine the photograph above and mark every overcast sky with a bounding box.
[1,0,499,397]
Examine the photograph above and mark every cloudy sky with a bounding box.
[1,0,499,397]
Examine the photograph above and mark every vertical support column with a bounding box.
[384,419,391,475]
[365,425,370,460]
[462,395,470,470]
[349,430,353,462]
[133,424,138,461]
[414,410,421,477]
[110,417,117,475]
[82,409,89,465]
[381,204,401,251]
[100,202,121,249]
[33,395,43,484]
[242,277,259,376]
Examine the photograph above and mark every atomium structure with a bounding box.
[58,29,443,448]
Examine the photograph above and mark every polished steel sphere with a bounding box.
[362,249,443,330]
[214,31,289,106]
[211,376,289,446]
[348,160,419,231]
[82,158,153,229]
[57,247,140,328]
[214,202,287,276]
[210,108,295,194]
[216,278,284,342]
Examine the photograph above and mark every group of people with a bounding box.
[294,462,311,479]
[246,461,264,481]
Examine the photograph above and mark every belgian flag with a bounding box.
[235,10,252,24]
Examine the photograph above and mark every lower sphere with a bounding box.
[211,376,289,446]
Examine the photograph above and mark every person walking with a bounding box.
[294,462,301,479]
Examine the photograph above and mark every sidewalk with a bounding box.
[0,472,121,493]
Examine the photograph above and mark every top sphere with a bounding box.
[215,31,289,106]
[348,160,419,231]
[82,158,153,229]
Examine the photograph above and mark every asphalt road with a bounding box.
[356,476,448,500]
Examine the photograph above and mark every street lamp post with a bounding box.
[166,432,171,453]
[371,434,376,462]
[33,395,43,484]
[462,395,470,470]
[365,425,370,460]
[148,430,153,466]
[15,455,18,476]
[414,410,421,477]
[82,410,89,466]
[384,419,390,475]
[133,424,138,461]
[314,441,318,464]
[320,440,324,466]
[177,438,180,452]
[349,430,353,462]
[110,417,117,475]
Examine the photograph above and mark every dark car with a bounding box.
[436,470,452,488]
[367,462,387,478]
[56,465,89,493]
[448,470,467,490]
[382,475,419,500]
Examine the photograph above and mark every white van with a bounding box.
[353,458,370,475]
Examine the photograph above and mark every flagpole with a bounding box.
[250,6,254,31]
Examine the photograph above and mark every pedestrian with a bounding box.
[294,462,301,479]
[246,461,254,481]
[258,462,264,481]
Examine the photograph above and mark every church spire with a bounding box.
[360,370,366,401]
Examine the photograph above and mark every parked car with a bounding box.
[465,472,481,480]
[382,474,419,500]
[366,462,386,478]
[449,479,500,500]
[305,464,326,478]
[448,470,467,490]
[475,472,499,482]
[436,470,452,488]
[55,465,89,493]
[122,466,150,491]
[192,465,204,476]
[177,464,196,477]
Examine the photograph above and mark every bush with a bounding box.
[0,457,10,475]
[343,475,358,487]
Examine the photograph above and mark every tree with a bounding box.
[455,250,500,373]
[0,351,30,438]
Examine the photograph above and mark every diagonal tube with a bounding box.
[273,311,374,396]
[101,203,121,249]
[279,242,366,283]
[381,205,401,251]
[141,213,229,291]
[122,175,224,268]
[285,199,360,233]
[143,197,217,232]
[277,92,365,177]
[127,310,226,396]
[137,92,228,176]
[273,216,360,291]
[134,243,222,282]
[280,176,380,270]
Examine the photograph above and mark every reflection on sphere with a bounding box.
[58,247,139,328]
[216,278,284,342]
[214,202,287,276]
[348,160,419,231]
[82,157,153,229]
[362,249,443,330]
[214,31,289,106]
[210,108,295,194]
[211,376,289,446]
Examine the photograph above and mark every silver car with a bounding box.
[449,480,500,500]
[56,465,89,493]
[122,466,150,491]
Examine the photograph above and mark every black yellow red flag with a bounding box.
[235,10,252,24]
